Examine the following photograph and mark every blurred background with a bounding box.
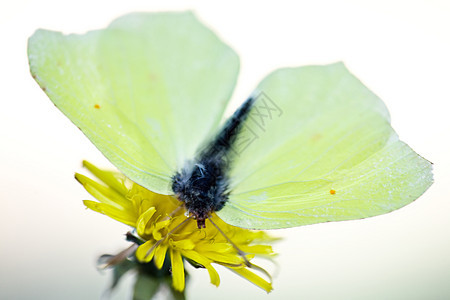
[1,0,449,299]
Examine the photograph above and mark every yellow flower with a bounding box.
[75,161,277,292]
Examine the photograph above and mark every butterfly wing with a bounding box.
[218,63,433,229]
[28,12,239,194]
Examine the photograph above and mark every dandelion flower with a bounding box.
[76,161,277,292]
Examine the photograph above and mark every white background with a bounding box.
[1,0,449,299]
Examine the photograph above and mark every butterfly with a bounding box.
[28,12,433,230]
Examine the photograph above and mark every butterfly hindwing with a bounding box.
[218,63,433,229]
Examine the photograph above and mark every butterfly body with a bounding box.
[172,96,255,228]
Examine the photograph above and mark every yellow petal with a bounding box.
[230,267,273,293]
[239,245,275,255]
[170,249,185,291]
[136,207,156,236]
[170,238,196,250]
[83,200,136,226]
[82,160,129,195]
[202,251,243,266]
[152,219,171,240]
[195,242,233,253]
[135,240,156,263]
[251,231,281,242]
[154,243,169,269]
[181,250,220,286]
[75,173,132,210]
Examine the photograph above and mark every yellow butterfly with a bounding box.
[28,12,433,230]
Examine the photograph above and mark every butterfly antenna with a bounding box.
[207,217,273,281]
[144,215,193,259]
[97,244,139,269]
[207,216,251,266]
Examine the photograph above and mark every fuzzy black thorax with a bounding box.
[171,96,255,228]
